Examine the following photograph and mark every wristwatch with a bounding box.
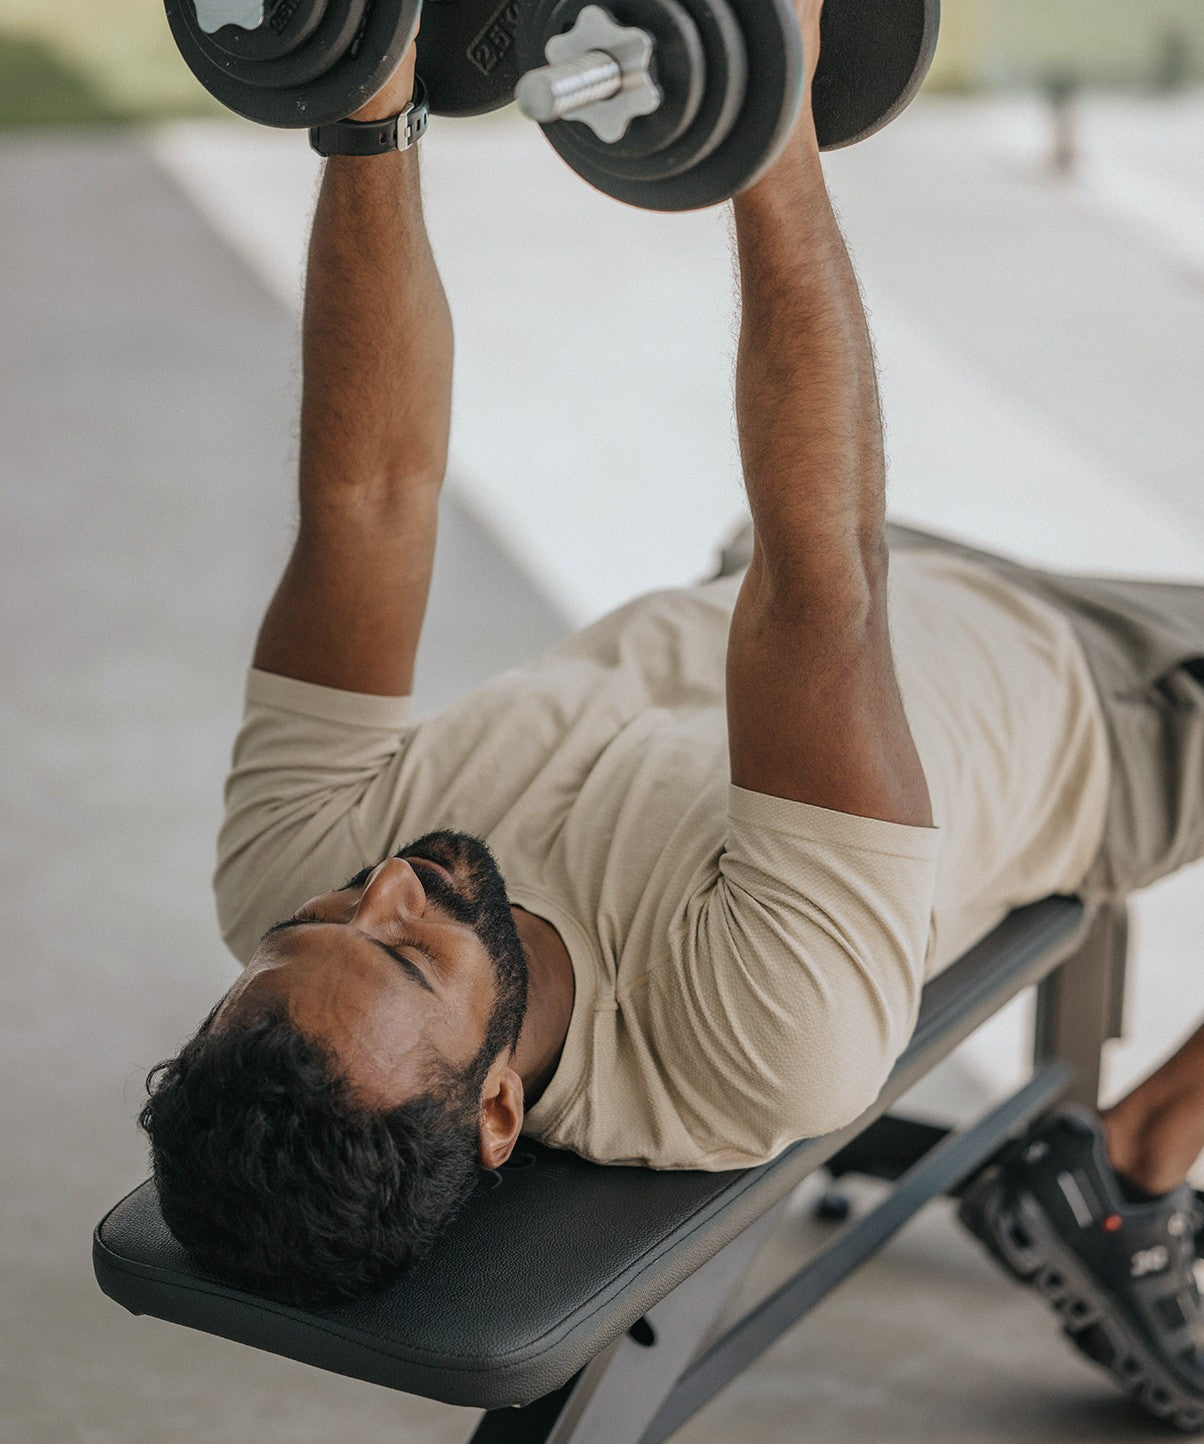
[309,78,430,157]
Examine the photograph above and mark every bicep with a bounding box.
[725,544,932,827]
[253,481,440,696]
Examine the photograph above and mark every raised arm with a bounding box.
[726,1,932,827]
[253,45,452,696]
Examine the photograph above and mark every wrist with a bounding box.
[311,78,428,159]
[348,48,418,121]
[737,123,822,214]
[348,88,414,123]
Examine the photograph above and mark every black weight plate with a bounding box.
[418,0,522,116]
[519,0,740,184]
[524,0,800,210]
[169,0,366,93]
[166,0,420,126]
[205,0,328,62]
[519,0,749,193]
[813,0,940,150]
[542,0,705,160]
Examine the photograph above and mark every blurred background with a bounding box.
[3,0,1204,124]
[3,1,1203,1440]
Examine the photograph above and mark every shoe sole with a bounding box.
[959,1170,1204,1434]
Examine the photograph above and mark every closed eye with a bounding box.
[264,909,324,934]
[263,913,437,994]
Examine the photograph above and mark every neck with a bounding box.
[509,906,575,1105]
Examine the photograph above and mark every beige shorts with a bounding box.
[717,520,1204,901]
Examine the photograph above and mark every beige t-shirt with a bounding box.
[215,545,1110,1170]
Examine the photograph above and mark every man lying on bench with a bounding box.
[137,0,1204,1426]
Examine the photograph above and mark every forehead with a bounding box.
[238,928,442,1105]
[270,917,437,993]
[245,922,435,1021]
[223,919,494,1100]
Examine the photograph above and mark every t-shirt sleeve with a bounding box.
[641,784,941,1167]
[214,668,415,964]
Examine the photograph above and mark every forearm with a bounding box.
[299,148,453,510]
[724,57,931,826]
[731,111,886,603]
[251,89,452,695]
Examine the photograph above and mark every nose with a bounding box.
[351,857,427,929]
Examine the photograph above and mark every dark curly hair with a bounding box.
[139,999,483,1307]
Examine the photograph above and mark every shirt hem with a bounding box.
[246,667,414,730]
[728,784,942,859]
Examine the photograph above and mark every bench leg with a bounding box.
[468,1202,788,1444]
[638,1061,1071,1443]
[1033,900,1128,1108]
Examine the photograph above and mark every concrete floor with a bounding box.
[3,98,1204,1443]
[0,132,559,1444]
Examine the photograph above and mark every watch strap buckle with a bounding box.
[309,77,430,157]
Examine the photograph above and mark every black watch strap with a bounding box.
[309,78,430,157]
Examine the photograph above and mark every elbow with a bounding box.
[367,458,447,507]
[745,513,890,626]
[752,555,878,630]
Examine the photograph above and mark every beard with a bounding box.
[381,831,529,1083]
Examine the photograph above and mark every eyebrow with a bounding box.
[264,918,437,995]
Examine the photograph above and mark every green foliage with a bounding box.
[0,33,130,126]
[0,0,221,127]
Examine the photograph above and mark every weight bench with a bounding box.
[94,895,1128,1442]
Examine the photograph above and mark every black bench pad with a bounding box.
[94,898,1085,1410]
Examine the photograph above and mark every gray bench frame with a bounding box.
[94,896,1126,1443]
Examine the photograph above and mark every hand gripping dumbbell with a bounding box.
[164,0,939,210]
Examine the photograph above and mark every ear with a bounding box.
[477,1059,525,1169]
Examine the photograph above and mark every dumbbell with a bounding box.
[163,0,527,127]
[164,0,939,210]
[165,0,423,128]
[515,0,940,207]
[515,0,801,210]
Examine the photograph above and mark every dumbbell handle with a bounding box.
[516,51,624,123]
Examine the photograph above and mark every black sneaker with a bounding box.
[958,1105,1204,1432]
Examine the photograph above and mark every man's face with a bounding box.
[217,832,528,1109]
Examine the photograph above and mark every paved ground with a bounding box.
[0,130,558,1444]
[2,95,1203,1443]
